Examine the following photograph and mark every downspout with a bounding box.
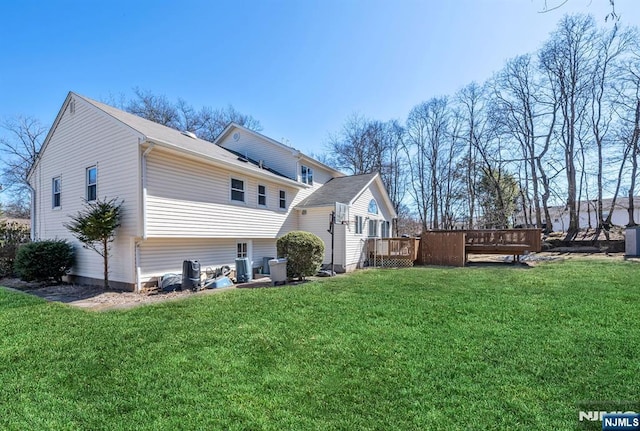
[134,142,155,293]
[28,184,36,241]
[141,143,155,240]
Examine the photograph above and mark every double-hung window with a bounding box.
[52,177,61,208]
[355,215,363,235]
[258,185,267,206]
[381,221,390,238]
[231,178,245,202]
[279,190,286,209]
[301,165,313,185]
[368,219,378,238]
[86,166,97,201]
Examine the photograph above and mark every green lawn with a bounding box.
[1,260,639,430]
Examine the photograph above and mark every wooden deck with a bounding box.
[365,238,420,268]
[419,229,542,267]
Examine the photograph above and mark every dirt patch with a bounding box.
[0,276,311,311]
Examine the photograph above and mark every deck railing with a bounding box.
[365,237,420,268]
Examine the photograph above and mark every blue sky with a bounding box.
[1,0,638,156]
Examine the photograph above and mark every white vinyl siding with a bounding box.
[298,206,345,268]
[145,149,300,238]
[29,95,140,286]
[52,177,61,208]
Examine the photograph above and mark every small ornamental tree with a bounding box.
[65,197,123,289]
[276,231,324,281]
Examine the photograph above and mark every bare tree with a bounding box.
[539,14,598,239]
[404,97,461,230]
[326,115,407,216]
[588,24,635,237]
[125,88,262,142]
[0,116,47,213]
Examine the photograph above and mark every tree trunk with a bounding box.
[103,238,109,289]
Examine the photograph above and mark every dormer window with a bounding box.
[301,165,313,185]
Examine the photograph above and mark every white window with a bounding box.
[237,242,248,258]
[301,165,313,185]
[355,215,363,235]
[86,166,97,201]
[231,178,245,202]
[52,177,61,208]
[279,190,286,209]
[258,185,267,206]
[368,219,378,237]
[381,221,390,238]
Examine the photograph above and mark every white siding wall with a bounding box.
[139,237,277,281]
[344,184,394,271]
[30,96,140,285]
[145,149,300,238]
[218,129,299,180]
[298,207,345,268]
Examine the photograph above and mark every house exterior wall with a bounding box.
[344,184,394,271]
[297,207,346,270]
[531,203,640,232]
[145,148,301,238]
[218,129,299,180]
[29,96,140,288]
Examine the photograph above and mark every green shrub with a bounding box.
[13,240,75,282]
[0,220,31,277]
[276,231,325,280]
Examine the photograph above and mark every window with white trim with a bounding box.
[381,221,390,238]
[301,165,313,185]
[258,185,267,206]
[231,178,245,202]
[368,219,378,237]
[86,166,97,201]
[355,215,363,235]
[237,242,248,258]
[52,177,61,208]
[279,190,286,209]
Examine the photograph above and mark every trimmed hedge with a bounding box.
[13,240,75,282]
[276,231,324,280]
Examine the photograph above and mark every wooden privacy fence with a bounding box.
[365,237,420,268]
[419,229,542,267]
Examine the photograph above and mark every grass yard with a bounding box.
[1,260,639,430]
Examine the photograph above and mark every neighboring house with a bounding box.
[28,92,397,290]
[514,197,640,232]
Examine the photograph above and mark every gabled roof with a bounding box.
[30,92,305,189]
[75,94,303,187]
[295,172,398,216]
